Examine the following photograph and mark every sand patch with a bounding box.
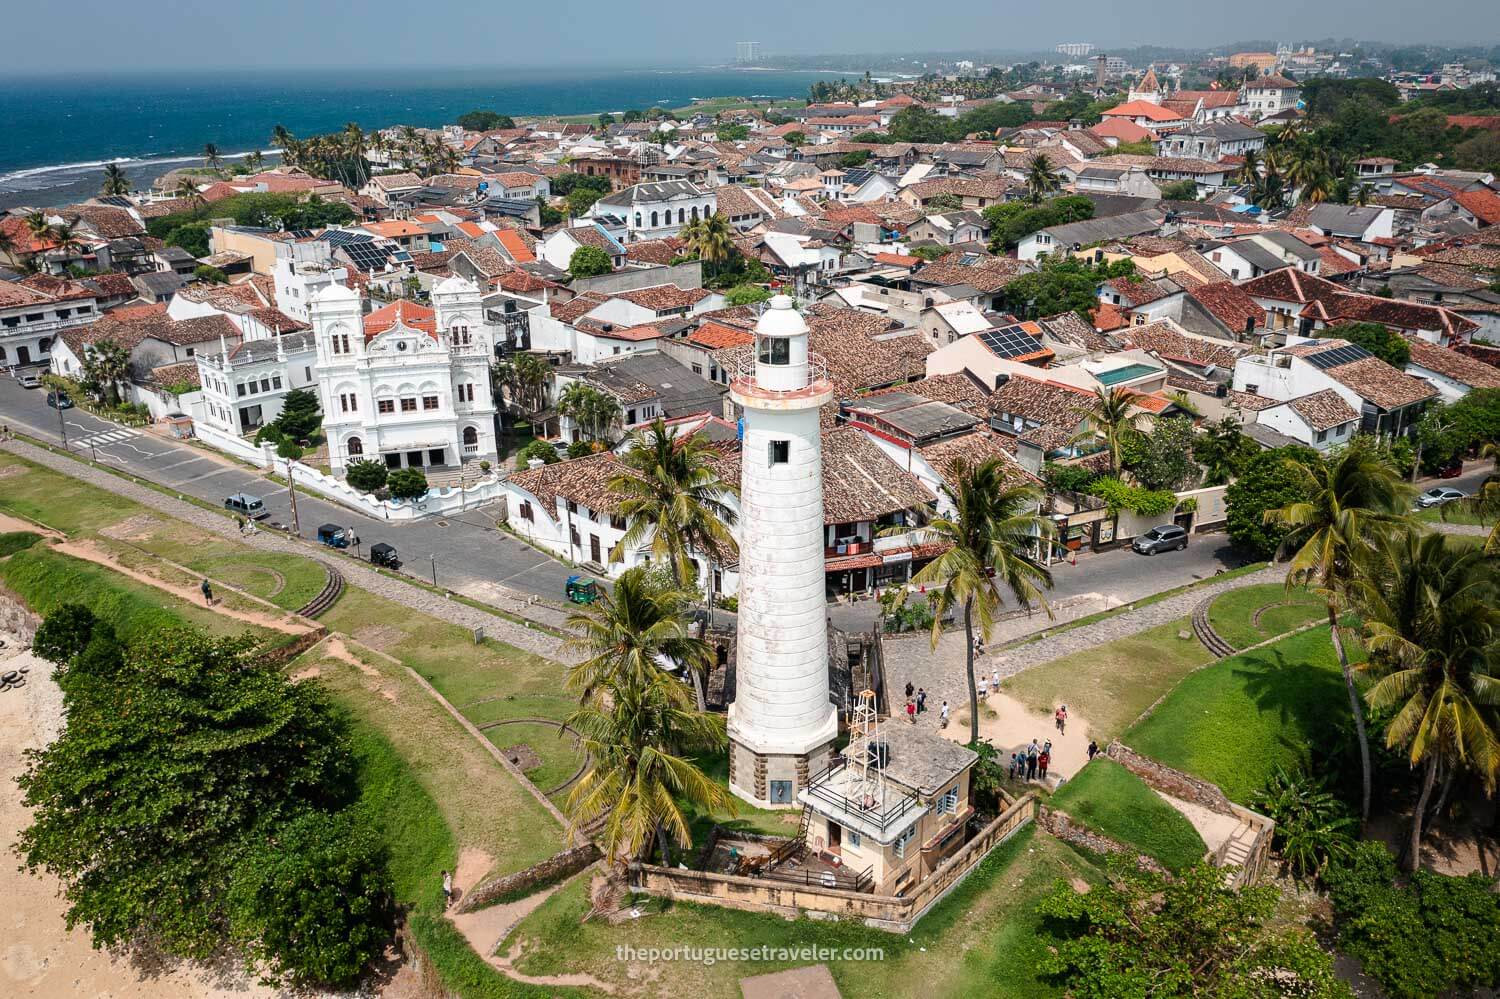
[98,513,165,542]
[942,690,1093,785]
[352,624,405,651]
[1154,790,1237,858]
[0,464,26,480]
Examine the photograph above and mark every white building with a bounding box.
[0,279,100,370]
[311,277,499,479]
[726,295,839,808]
[1243,75,1301,119]
[195,331,320,436]
[588,180,716,243]
[274,257,351,323]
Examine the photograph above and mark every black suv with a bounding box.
[1132,524,1188,555]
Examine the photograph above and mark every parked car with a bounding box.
[1435,460,1463,479]
[369,543,400,569]
[224,493,268,519]
[1415,486,1466,509]
[1132,524,1189,555]
[316,523,350,548]
[46,390,72,409]
[16,371,41,389]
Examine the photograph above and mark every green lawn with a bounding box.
[1048,759,1207,871]
[320,587,582,797]
[509,825,1099,999]
[1207,583,1324,651]
[0,531,42,557]
[1415,503,1489,527]
[1123,626,1356,804]
[0,545,272,644]
[122,532,330,612]
[291,641,565,883]
[0,452,148,533]
[1001,617,1213,743]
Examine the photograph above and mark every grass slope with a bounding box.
[1207,582,1323,651]
[510,825,1099,998]
[0,453,149,533]
[1123,625,1355,803]
[1001,618,1212,743]
[292,643,564,881]
[0,545,269,643]
[1048,759,1207,871]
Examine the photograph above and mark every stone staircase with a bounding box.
[1191,596,1237,659]
[425,460,490,491]
[1216,816,1262,885]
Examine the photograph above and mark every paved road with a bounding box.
[0,377,572,608]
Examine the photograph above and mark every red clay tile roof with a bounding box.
[616,285,710,312]
[494,229,536,263]
[1454,189,1500,226]
[1284,388,1359,431]
[1121,320,1241,369]
[688,321,754,350]
[874,252,922,267]
[1101,101,1185,122]
[1231,389,1279,411]
[363,299,436,340]
[1325,356,1437,410]
[1404,336,1500,389]
[1186,281,1263,333]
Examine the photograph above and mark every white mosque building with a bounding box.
[310,277,499,480]
[726,295,840,808]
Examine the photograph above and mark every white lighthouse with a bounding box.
[727,295,838,807]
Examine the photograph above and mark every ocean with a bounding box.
[0,67,838,210]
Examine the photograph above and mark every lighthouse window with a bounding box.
[757,336,790,365]
[769,439,789,465]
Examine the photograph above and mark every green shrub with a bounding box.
[1325,841,1500,999]
[514,439,559,470]
[1085,476,1178,517]
[0,531,42,557]
[387,468,429,501]
[1252,765,1357,879]
[344,459,388,494]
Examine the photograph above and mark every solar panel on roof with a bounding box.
[320,228,375,247]
[95,195,133,208]
[977,324,1046,360]
[339,241,398,271]
[1307,343,1372,369]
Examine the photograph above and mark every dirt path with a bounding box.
[1156,791,1240,857]
[939,690,1093,785]
[54,539,313,636]
[448,862,616,994]
[0,512,62,540]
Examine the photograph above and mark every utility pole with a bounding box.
[429,554,438,587]
[285,456,301,535]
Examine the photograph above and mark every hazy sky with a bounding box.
[6,0,1498,72]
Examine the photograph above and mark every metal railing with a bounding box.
[802,760,923,834]
[730,350,830,389]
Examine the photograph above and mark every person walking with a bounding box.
[990,669,1000,696]
[1026,745,1038,780]
[973,634,985,659]
[1008,753,1019,780]
[1087,740,1099,761]
[1038,748,1051,781]
[905,699,916,725]
[904,680,915,700]
[1055,704,1068,734]
[916,688,927,714]
[939,700,950,728]
[441,870,453,908]
[200,578,213,606]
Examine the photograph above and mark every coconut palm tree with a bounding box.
[610,419,739,708]
[1263,443,1410,822]
[81,338,131,406]
[174,177,203,205]
[510,352,553,418]
[1026,154,1061,204]
[907,458,1054,745]
[245,150,265,173]
[25,212,53,244]
[100,163,129,196]
[1237,148,1263,187]
[1085,385,1143,478]
[202,143,222,173]
[563,566,730,868]
[48,221,84,262]
[1349,530,1500,870]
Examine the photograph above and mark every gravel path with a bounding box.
[2,439,578,664]
[884,565,1284,724]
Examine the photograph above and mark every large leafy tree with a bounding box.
[1315,321,1411,367]
[1193,417,1258,486]
[16,617,374,978]
[1039,857,1352,999]
[908,459,1053,745]
[610,419,738,705]
[1225,446,1319,558]
[568,244,613,278]
[273,386,322,441]
[1349,531,1499,869]
[1130,415,1199,491]
[563,567,730,868]
[558,382,620,443]
[1263,443,1409,822]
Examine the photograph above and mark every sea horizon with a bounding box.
[0,66,843,209]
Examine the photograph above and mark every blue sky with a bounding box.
[5,0,1497,72]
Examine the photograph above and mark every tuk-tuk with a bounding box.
[565,575,598,605]
[369,543,400,569]
[316,524,349,549]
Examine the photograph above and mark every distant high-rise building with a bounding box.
[736,41,761,64]
[1056,42,1094,58]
